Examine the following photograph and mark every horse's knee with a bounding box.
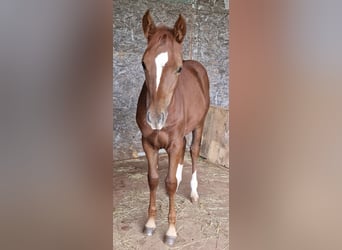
[148,175,159,190]
[165,178,177,195]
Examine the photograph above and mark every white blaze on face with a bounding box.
[155,52,168,91]
[176,164,183,191]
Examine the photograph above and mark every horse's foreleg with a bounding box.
[164,139,185,246]
[142,138,159,236]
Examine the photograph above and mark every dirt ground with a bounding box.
[113,153,229,250]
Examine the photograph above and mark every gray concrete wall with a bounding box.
[113,0,229,160]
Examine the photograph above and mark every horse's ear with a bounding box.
[174,14,186,43]
[142,10,156,41]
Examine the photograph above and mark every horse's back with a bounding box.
[183,60,209,93]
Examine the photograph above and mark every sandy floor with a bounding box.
[113,153,229,249]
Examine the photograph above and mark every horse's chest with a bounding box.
[144,130,170,149]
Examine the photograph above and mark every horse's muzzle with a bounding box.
[146,111,166,130]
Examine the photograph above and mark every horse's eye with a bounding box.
[176,66,182,74]
[142,61,146,71]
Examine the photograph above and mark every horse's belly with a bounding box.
[184,101,208,134]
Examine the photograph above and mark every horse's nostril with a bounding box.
[159,112,165,124]
[146,112,152,124]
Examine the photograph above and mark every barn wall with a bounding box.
[113,0,229,161]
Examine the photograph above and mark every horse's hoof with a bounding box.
[164,235,177,246]
[143,226,155,236]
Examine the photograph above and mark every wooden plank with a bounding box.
[200,106,229,167]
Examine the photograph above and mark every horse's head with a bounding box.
[141,10,186,130]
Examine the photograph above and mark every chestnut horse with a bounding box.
[136,10,210,246]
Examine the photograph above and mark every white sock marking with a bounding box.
[145,217,156,228]
[166,224,177,237]
[155,52,168,91]
[190,171,199,200]
[176,164,183,191]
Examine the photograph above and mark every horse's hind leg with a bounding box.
[176,137,186,192]
[190,124,204,203]
[142,138,159,236]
